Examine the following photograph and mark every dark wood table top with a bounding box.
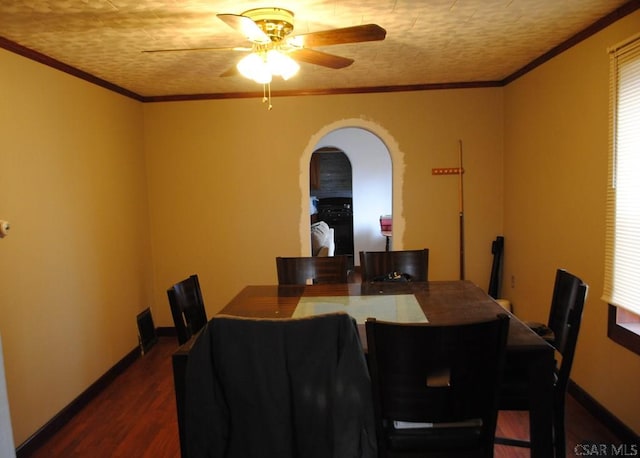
[218,280,553,353]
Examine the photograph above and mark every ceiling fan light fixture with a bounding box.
[254,65,273,85]
[237,52,272,84]
[266,49,299,80]
[237,48,299,84]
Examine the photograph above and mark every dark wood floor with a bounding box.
[25,336,622,457]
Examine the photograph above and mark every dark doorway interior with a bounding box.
[310,148,354,258]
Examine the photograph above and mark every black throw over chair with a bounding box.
[496,268,588,458]
[276,255,349,285]
[183,313,377,458]
[167,274,208,345]
[366,314,510,458]
[359,249,429,282]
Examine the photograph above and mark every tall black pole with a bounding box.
[458,140,465,280]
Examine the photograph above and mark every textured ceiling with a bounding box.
[0,0,636,100]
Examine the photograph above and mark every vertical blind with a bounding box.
[603,34,640,315]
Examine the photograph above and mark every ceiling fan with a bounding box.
[144,7,387,80]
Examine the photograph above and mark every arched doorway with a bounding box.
[307,126,393,265]
[299,119,404,262]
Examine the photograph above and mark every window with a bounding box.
[604,33,640,355]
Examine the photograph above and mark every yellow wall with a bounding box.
[143,88,504,326]
[503,10,640,433]
[0,49,153,444]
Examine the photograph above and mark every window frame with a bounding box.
[605,33,640,356]
[608,305,640,355]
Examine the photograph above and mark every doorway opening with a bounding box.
[310,148,354,259]
[299,118,405,265]
[307,126,393,266]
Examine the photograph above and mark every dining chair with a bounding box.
[488,236,504,299]
[167,274,208,345]
[276,255,349,285]
[496,269,588,458]
[359,248,429,282]
[366,314,510,458]
[183,312,377,458]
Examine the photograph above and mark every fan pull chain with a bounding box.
[260,84,273,110]
[261,83,273,110]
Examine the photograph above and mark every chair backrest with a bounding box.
[488,236,504,298]
[167,274,208,345]
[276,255,349,285]
[184,313,377,457]
[366,314,510,457]
[547,269,588,392]
[359,249,429,282]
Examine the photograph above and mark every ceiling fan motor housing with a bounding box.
[242,8,294,42]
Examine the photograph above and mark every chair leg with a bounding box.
[554,400,566,458]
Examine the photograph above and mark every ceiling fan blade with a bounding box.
[220,65,239,78]
[290,24,386,48]
[142,46,251,54]
[289,48,354,69]
[217,13,270,44]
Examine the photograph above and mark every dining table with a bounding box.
[172,280,555,458]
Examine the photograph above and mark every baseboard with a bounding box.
[15,345,141,457]
[568,380,639,443]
